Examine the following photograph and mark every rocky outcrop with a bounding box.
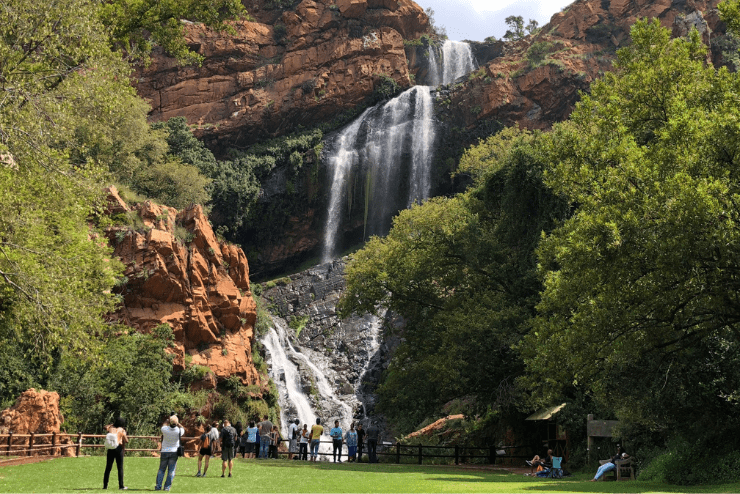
[105,187,260,386]
[446,0,724,133]
[260,259,399,425]
[0,389,74,456]
[135,0,429,152]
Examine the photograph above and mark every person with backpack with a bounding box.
[366,421,380,463]
[220,420,237,478]
[195,425,213,477]
[103,417,129,490]
[155,415,184,491]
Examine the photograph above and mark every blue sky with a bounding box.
[413,0,575,41]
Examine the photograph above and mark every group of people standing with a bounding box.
[102,414,383,491]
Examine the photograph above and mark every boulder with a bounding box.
[0,389,75,456]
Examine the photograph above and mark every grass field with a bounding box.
[1,457,740,493]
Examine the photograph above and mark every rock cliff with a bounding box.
[444,0,725,133]
[104,187,260,387]
[135,0,429,152]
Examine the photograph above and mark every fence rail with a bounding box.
[0,433,528,466]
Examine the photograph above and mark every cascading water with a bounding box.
[321,86,436,262]
[260,44,478,458]
[321,40,477,262]
[262,312,383,456]
[441,40,477,85]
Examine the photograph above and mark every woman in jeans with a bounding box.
[155,416,185,491]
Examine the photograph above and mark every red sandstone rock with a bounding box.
[134,0,429,149]
[0,389,75,456]
[454,0,723,132]
[105,191,260,386]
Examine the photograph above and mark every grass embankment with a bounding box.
[1,457,739,493]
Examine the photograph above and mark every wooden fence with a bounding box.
[0,433,527,466]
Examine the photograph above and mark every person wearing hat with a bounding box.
[155,415,184,491]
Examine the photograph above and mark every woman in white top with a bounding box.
[155,416,185,491]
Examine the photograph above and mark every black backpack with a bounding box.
[222,427,235,447]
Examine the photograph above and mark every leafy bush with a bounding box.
[639,444,740,485]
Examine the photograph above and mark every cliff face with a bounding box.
[135,0,429,152]
[446,0,724,132]
[104,187,260,386]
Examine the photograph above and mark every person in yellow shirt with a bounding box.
[309,418,323,462]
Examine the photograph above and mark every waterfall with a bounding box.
[321,86,435,262]
[321,41,476,262]
[441,40,477,84]
[427,45,442,87]
[261,312,383,456]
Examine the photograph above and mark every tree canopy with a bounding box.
[520,20,740,444]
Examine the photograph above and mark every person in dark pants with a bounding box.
[366,422,380,463]
[356,423,365,463]
[103,417,129,490]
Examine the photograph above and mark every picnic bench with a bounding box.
[598,458,634,480]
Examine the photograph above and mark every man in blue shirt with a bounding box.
[329,420,343,463]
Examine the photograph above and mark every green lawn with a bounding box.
[1,457,739,493]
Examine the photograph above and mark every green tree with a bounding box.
[340,130,568,433]
[100,0,247,65]
[0,0,126,376]
[521,19,740,452]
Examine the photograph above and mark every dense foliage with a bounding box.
[342,17,740,484]
[0,0,267,435]
[340,129,569,435]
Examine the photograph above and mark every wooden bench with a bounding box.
[598,458,634,480]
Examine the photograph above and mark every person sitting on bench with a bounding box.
[591,446,629,481]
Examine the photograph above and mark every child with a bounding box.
[269,425,280,459]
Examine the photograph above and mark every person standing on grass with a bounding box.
[330,420,343,463]
[244,421,258,459]
[345,423,358,462]
[299,424,309,460]
[257,414,273,459]
[103,417,129,490]
[155,415,184,491]
[288,418,299,460]
[195,424,213,477]
[209,421,220,458]
[366,421,380,463]
[310,418,323,462]
[356,423,365,463]
[220,419,237,477]
[235,421,244,458]
[269,425,280,459]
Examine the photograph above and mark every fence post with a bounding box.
[418,444,422,465]
[396,442,400,464]
[52,432,57,456]
[455,445,459,465]
[6,432,11,457]
[76,432,83,457]
[489,445,496,464]
[28,433,34,457]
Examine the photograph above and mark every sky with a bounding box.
[412,0,575,42]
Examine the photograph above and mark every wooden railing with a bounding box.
[0,433,528,466]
